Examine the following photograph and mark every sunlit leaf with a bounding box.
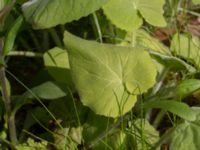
[64,31,157,117]
[103,0,166,31]
[122,30,169,54]
[137,0,166,27]
[103,0,142,31]
[22,0,108,29]
[43,47,69,69]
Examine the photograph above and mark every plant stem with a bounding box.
[0,68,17,144]
[8,51,43,57]
[152,110,166,128]
[49,28,63,47]
[92,12,103,43]
[0,40,17,147]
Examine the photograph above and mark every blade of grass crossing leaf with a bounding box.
[3,16,23,56]
[143,100,196,121]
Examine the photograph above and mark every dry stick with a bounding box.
[0,40,17,147]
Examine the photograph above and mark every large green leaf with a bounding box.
[64,31,157,117]
[103,0,166,31]
[22,0,108,29]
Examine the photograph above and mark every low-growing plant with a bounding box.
[0,0,200,150]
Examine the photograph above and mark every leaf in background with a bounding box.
[43,47,74,89]
[23,81,68,100]
[143,100,196,121]
[103,0,166,31]
[3,16,23,56]
[170,33,200,68]
[175,79,200,98]
[83,112,126,150]
[83,112,113,143]
[43,47,69,69]
[149,51,196,72]
[22,0,108,29]
[126,119,159,150]
[193,0,200,4]
[64,31,157,117]
[137,0,166,27]
[166,107,200,150]
[103,0,142,31]
[122,30,169,54]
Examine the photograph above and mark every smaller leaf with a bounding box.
[23,81,68,100]
[3,16,23,56]
[43,47,69,69]
[149,50,196,72]
[175,79,200,98]
[143,100,196,121]
[126,119,159,150]
[170,33,200,68]
[161,107,200,150]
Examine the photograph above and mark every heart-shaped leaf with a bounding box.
[64,31,157,117]
[103,0,166,31]
[22,0,108,29]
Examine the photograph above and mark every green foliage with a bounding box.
[164,107,200,150]
[64,31,157,117]
[123,30,169,54]
[3,15,23,56]
[103,0,166,31]
[170,33,200,68]
[0,0,200,149]
[16,138,47,150]
[23,81,68,100]
[143,100,196,121]
[22,0,108,29]
[43,47,74,89]
[175,79,200,98]
[127,119,159,150]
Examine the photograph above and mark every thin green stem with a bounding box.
[29,30,42,51]
[49,28,63,47]
[0,68,17,146]
[92,12,103,43]
[152,110,166,128]
[0,39,17,148]
[8,51,43,57]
